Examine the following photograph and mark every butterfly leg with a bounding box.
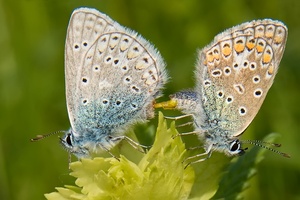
[176,121,194,128]
[165,114,196,130]
[164,114,194,120]
[183,144,213,169]
[172,130,200,139]
[186,145,204,151]
[111,136,150,153]
[98,143,121,161]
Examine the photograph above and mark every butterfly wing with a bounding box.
[65,8,167,135]
[196,19,287,135]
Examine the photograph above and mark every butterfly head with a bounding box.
[227,139,247,156]
[60,129,89,158]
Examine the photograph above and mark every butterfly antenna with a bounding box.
[241,140,290,158]
[30,130,65,142]
[245,139,283,147]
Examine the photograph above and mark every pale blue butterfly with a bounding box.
[32,7,168,158]
[155,19,289,163]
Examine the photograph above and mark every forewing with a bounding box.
[65,8,167,134]
[195,19,287,135]
[65,8,119,130]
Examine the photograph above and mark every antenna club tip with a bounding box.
[30,135,44,142]
[273,143,282,147]
[282,153,291,158]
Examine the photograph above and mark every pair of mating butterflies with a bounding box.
[33,7,289,161]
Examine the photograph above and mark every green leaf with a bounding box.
[188,152,230,200]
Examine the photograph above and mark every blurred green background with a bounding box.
[0,0,299,199]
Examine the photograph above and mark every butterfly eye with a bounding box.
[229,140,240,153]
[66,134,73,146]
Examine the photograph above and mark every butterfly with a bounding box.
[32,7,168,158]
[155,19,289,163]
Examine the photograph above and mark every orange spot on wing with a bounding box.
[256,44,264,53]
[265,31,274,38]
[207,52,214,62]
[274,35,284,44]
[214,53,220,61]
[246,40,255,50]
[222,45,231,56]
[234,43,245,53]
[267,65,274,75]
[263,53,272,64]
